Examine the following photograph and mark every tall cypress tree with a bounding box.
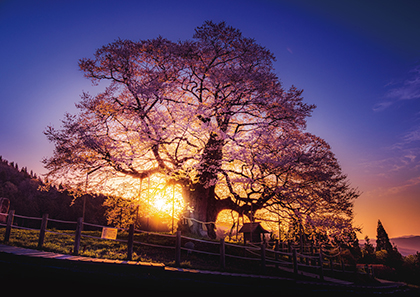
[376,220,393,252]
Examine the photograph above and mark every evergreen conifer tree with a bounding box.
[376,219,403,268]
[376,220,393,252]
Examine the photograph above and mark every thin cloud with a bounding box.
[374,65,420,111]
[373,101,393,112]
[388,176,420,195]
[388,65,420,100]
[402,125,420,143]
[360,125,420,183]
[386,78,420,101]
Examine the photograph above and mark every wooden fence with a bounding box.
[0,210,365,279]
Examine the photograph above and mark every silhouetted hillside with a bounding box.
[0,156,106,225]
[360,236,420,256]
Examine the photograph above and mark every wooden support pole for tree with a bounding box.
[4,210,14,243]
[127,224,134,260]
[292,248,298,275]
[220,238,225,270]
[310,243,315,266]
[318,250,324,281]
[175,230,181,267]
[37,213,48,249]
[339,247,345,272]
[73,217,83,256]
[330,257,334,272]
[261,242,266,274]
[300,232,304,254]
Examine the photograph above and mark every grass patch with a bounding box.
[1,227,261,273]
[1,227,372,283]
[0,227,176,264]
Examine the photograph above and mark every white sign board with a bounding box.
[101,227,118,240]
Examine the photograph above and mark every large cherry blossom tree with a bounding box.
[44,21,358,238]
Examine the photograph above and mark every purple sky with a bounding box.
[1,0,419,239]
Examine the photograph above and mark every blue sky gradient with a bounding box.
[1,0,419,238]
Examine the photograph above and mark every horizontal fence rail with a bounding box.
[0,210,364,279]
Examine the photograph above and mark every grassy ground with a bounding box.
[0,227,375,283]
[1,227,170,262]
[1,227,271,273]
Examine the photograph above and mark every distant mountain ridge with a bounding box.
[360,235,420,256]
[390,236,420,256]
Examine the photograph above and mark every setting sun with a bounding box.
[145,183,184,220]
[152,197,166,212]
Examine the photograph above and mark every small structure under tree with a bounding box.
[239,222,270,244]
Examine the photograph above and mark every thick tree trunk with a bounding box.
[185,183,218,238]
[177,131,252,238]
[179,182,251,239]
[183,132,223,238]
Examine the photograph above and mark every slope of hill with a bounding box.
[360,236,420,256]
[0,156,106,225]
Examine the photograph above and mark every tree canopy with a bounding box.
[44,21,359,239]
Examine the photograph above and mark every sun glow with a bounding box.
[86,171,186,230]
[152,196,167,212]
[143,181,184,220]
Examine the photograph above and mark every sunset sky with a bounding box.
[1,0,419,239]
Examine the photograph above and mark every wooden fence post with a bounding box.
[261,242,266,274]
[127,224,134,260]
[73,217,83,256]
[274,239,279,269]
[292,248,298,275]
[175,230,181,267]
[220,237,225,270]
[318,250,324,281]
[4,210,14,243]
[37,213,48,249]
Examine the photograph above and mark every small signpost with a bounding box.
[101,227,118,240]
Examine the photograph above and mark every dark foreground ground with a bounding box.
[0,251,418,296]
